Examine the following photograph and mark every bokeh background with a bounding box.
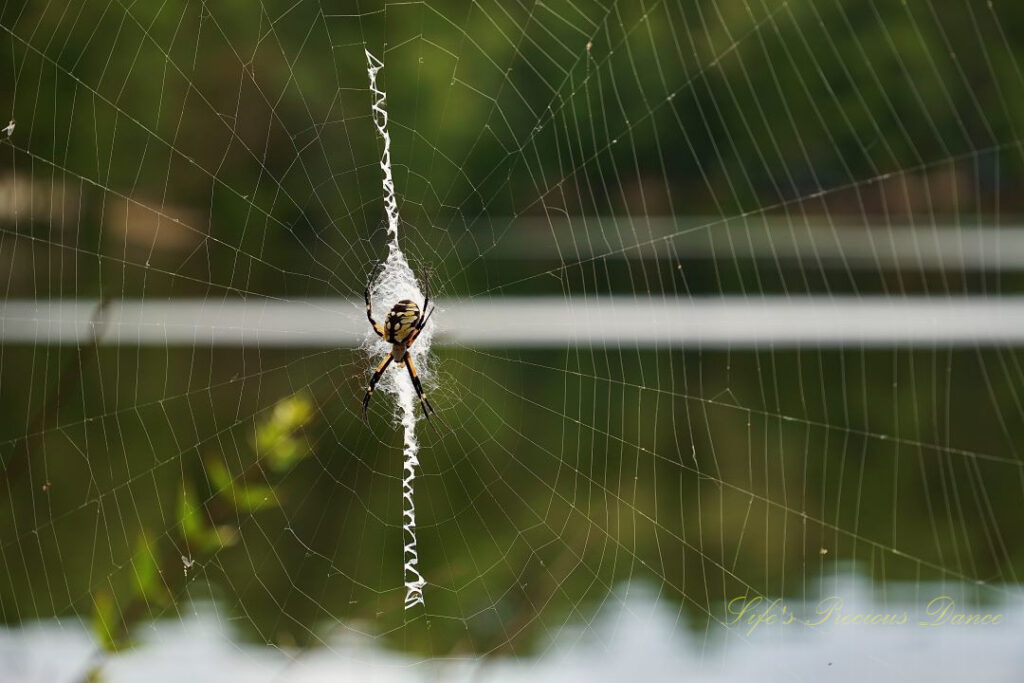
[2,1,1024,679]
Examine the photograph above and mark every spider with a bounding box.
[362,267,441,426]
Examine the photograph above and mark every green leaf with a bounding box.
[205,456,280,512]
[131,531,169,608]
[91,589,120,652]
[178,482,222,553]
[254,394,314,472]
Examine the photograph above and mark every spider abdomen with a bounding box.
[362,268,440,426]
[384,299,421,344]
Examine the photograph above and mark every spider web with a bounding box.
[363,47,429,610]
[0,0,1023,678]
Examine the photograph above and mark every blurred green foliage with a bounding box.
[86,392,315,654]
[130,532,171,610]
[253,393,315,472]
[1,1,1024,299]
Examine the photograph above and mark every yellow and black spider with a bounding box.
[362,268,440,425]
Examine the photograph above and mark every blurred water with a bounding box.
[2,572,1019,682]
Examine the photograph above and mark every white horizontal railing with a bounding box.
[2,297,1024,347]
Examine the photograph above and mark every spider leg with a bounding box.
[421,270,430,314]
[404,355,448,433]
[364,285,385,339]
[405,323,424,349]
[419,302,435,330]
[406,277,436,349]
[361,353,394,422]
[405,305,434,350]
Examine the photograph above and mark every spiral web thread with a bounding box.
[365,48,426,610]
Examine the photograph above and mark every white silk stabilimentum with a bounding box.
[365,49,428,610]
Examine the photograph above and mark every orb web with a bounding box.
[0,0,1022,678]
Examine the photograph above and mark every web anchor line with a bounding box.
[365,48,426,610]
